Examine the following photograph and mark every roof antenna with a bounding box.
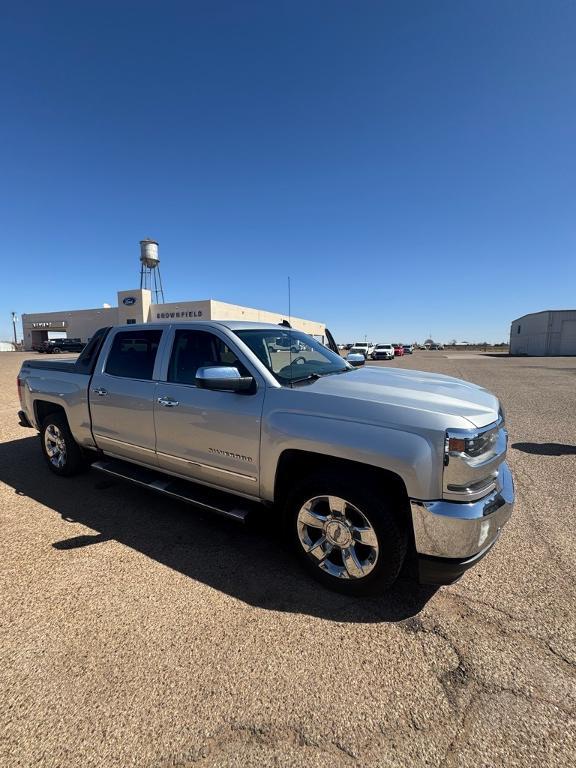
[288,276,293,375]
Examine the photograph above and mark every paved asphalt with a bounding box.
[1,351,575,767]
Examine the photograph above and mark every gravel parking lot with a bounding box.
[1,350,575,767]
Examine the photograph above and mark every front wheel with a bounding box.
[40,413,87,476]
[286,473,408,596]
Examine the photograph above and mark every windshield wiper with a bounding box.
[330,367,355,375]
[316,367,355,377]
[289,373,322,386]
[289,368,353,385]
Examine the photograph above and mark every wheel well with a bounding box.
[34,400,67,428]
[274,451,414,554]
[274,449,410,522]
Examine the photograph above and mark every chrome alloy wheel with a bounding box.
[296,495,379,579]
[44,424,67,468]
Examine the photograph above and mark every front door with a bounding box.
[154,327,264,496]
[90,328,164,465]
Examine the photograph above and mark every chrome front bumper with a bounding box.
[410,462,514,560]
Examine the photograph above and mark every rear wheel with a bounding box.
[40,414,87,476]
[286,473,408,595]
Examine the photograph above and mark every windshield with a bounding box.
[235,329,351,385]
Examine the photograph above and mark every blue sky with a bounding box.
[1,1,575,343]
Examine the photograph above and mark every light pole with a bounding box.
[11,312,18,348]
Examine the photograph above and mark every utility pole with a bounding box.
[11,312,18,347]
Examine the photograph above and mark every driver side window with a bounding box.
[167,329,248,385]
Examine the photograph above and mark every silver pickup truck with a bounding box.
[17,322,514,595]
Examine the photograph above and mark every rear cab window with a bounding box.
[74,327,111,373]
[105,330,163,380]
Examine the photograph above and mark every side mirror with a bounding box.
[347,353,365,367]
[196,366,254,392]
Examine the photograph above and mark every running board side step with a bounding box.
[91,458,262,522]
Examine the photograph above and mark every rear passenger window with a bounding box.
[105,330,162,380]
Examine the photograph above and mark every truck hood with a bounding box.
[304,366,500,429]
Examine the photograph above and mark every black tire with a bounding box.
[285,472,408,596]
[40,413,87,476]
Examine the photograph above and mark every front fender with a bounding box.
[260,410,442,502]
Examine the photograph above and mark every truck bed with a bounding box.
[21,358,80,373]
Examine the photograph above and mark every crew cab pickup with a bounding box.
[349,341,375,359]
[17,322,514,595]
[42,338,86,354]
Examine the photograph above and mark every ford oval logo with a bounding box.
[123,297,136,305]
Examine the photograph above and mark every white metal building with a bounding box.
[509,310,576,356]
[21,289,326,351]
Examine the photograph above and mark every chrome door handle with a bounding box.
[157,396,179,407]
[92,387,108,396]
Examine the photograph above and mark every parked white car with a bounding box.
[372,344,395,360]
[269,336,307,353]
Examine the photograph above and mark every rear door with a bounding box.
[154,326,265,496]
[89,328,164,465]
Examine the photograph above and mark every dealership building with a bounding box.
[509,310,576,356]
[21,240,327,350]
[21,289,326,351]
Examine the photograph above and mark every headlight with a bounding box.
[447,425,499,461]
[443,416,507,501]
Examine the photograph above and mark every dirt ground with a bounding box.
[1,350,575,767]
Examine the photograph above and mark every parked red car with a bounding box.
[393,344,405,357]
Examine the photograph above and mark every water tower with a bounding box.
[139,238,165,303]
